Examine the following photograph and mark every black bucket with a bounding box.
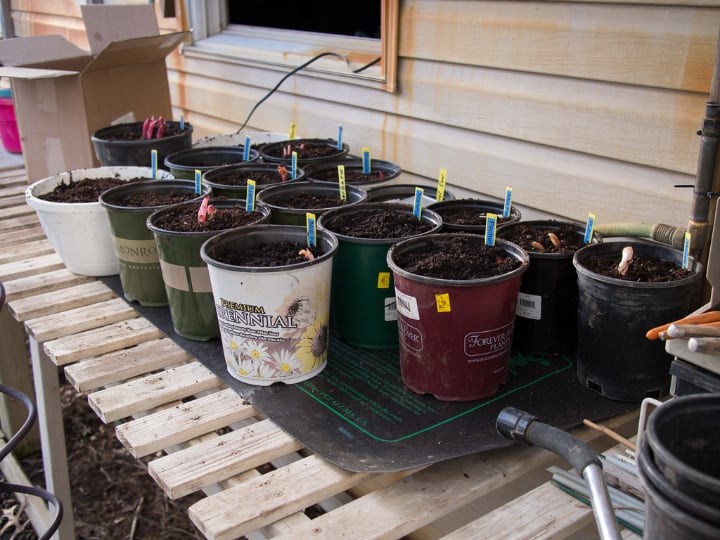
[498,220,598,357]
[638,395,720,539]
[572,241,703,401]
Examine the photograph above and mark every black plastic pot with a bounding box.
[429,198,521,234]
[164,146,260,180]
[498,220,597,357]
[304,158,401,189]
[572,241,703,402]
[363,184,455,205]
[202,163,307,198]
[91,121,193,167]
[259,138,350,167]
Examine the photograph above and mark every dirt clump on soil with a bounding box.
[391,234,523,280]
[581,250,694,282]
[320,203,434,239]
[37,178,147,203]
[151,200,268,233]
[499,222,585,254]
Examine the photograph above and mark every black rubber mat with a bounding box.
[101,275,637,472]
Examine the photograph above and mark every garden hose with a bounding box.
[593,222,687,249]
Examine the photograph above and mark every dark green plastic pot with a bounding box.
[202,163,307,199]
[164,146,260,180]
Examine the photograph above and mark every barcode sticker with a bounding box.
[516,292,542,320]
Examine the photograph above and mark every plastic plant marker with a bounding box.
[306,212,317,247]
[151,149,158,179]
[291,151,298,180]
[246,179,256,212]
[436,168,447,202]
[503,187,513,218]
[289,123,297,140]
[485,213,497,246]
[180,114,185,130]
[683,232,691,269]
[413,187,424,219]
[337,125,343,150]
[195,169,202,194]
[363,147,371,174]
[243,136,251,161]
[584,213,596,244]
[337,165,347,201]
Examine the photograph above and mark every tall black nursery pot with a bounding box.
[91,121,193,167]
[572,240,703,402]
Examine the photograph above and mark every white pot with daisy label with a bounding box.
[200,224,339,385]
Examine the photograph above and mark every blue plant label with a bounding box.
[291,152,298,180]
[503,187,513,218]
[584,213,596,244]
[363,148,371,175]
[195,169,202,194]
[485,213,497,246]
[337,125,343,150]
[243,136,251,161]
[246,180,256,212]
[682,232,691,269]
[151,149,158,179]
[306,213,317,247]
[413,187,424,219]
[180,114,185,130]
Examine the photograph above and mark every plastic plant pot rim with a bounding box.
[98,179,210,213]
[200,224,339,273]
[202,163,307,187]
[305,158,401,178]
[146,198,272,238]
[497,219,602,260]
[317,203,443,244]
[25,166,174,211]
[387,233,530,287]
[256,180,368,214]
[164,146,260,170]
[91,121,193,144]
[259,138,350,163]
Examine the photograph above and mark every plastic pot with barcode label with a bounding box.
[498,220,600,357]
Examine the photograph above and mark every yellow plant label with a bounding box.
[435,293,451,312]
[377,272,390,289]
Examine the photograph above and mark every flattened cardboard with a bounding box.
[0,4,188,183]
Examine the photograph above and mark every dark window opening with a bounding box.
[227,1,381,39]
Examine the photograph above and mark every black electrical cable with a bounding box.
[235,51,381,134]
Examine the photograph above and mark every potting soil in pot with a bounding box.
[150,202,267,233]
[36,177,145,202]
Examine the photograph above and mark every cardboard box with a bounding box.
[0,4,189,182]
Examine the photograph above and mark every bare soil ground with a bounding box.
[1,374,205,539]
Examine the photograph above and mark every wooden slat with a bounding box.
[0,253,64,282]
[42,317,163,366]
[190,455,368,540]
[23,297,137,342]
[1,269,92,302]
[0,224,46,247]
[0,238,53,264]
[0,213,39,232]
[0,193,29,209]
[9,280,116,322]
[65,337,191,393]
[1,203,34,219]
[115,387,256,458]
[88,361,222,423]
[148,418,304,499]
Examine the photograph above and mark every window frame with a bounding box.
[182,0,398,93]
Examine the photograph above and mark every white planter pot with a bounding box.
[25,166,173,276]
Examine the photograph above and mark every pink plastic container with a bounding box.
[0,95,22,154]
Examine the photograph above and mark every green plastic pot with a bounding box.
[164,146,260,180]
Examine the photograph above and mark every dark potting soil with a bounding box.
[321,204,434,239]
[265,140,340,160]
[275,192,352,210]
[309,168,387,182]
[151,201,267,233]
[37,177,147,203]
[583,251,694,282]
[110,189,199,208]
[392,234,522,280]
[499,222,584,254]
[212,168,290,186]
[102,124,185,141]
[212,241,323,267]
[437,206,514,226]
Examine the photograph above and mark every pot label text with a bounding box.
[516,292,541,320]
[464,323,514,358]
[395,288,419,320]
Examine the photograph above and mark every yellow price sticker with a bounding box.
[377,272,390,289]
[435,292,451,312]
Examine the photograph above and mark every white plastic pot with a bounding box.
[25,166,173,276]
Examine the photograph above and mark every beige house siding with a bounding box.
[6,0,720,226]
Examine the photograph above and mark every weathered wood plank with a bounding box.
[0,213,39,232]
[0,253,64,281]
[0,239,53,264]
[42,317,163,366]
[88,361,222,423]
[0,225,46,247]
[148,418,303,499]
[115,387,256,458]
[189,455,368,540]
[9,280,116,322]
[65,337,191,393]
[0,194,27,209]
[0,269,92,302]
